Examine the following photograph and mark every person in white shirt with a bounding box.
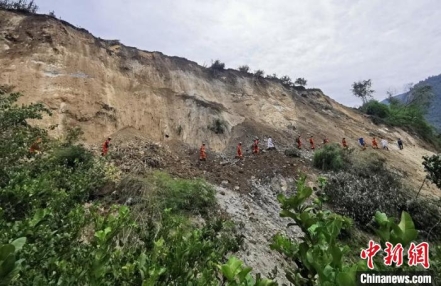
[267,137,275,150]
[381,139,389,151]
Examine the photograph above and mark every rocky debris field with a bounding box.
[215,175,301,285]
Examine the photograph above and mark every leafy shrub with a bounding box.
[210,59,225,71]
[51,145,94,169]
[313,143,344,171]
[273,176,438,285]
[238,65,250,73]
[152,172,216,216]
[324,171,409,227]
[324,151,441,240]
[208,118,227,134]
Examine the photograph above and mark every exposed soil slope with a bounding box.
[0,9,438,197]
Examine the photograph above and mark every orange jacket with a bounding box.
[237,144,243,156]
[200,145,206,158]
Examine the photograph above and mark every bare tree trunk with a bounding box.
[415,177,426,200]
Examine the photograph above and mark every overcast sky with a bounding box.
[36,0,441,107]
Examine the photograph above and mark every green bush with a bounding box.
[51,145,94,169]
[360,100,390,118]
[153,172,216,216]
[324,152,441,240]
[313,143,344,171]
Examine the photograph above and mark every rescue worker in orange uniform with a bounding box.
[236,142,243,159]
[296,135,302,149]
[372,137,379,149]
[309,136,315,150]
[199,143,207,161]
[342,138,348,149]
[101,137,111,156]
[29,138,42,154]
[252,138,259,154]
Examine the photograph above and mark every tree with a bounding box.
[266,73,278,80]
[280,75,293,88]
[209,59,225,71]
[295,78,307,87]
[351,79,374,104]
[422,154,441,190]
[254,69,264,78]
[238,65,249,73]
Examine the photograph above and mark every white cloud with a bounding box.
[37,0,441,106]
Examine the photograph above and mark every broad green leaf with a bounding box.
[375,225,390,242]
[0,245,14,262]
[237,266,252,282]
[29,209,48,227]
[220,265,235,281]
[280,210,296,220]
[336,271,356,286]
[396,211,418,245]
[0,254,16,278]
[322,264,334,279]
[374,211,389,225]
[11,238,26,252]
[330,245,342,267]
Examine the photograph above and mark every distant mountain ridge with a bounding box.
[382,74,441,132]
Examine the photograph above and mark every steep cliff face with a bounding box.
[0,9,360,149]
[0,9,438,197]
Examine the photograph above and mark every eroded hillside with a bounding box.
[0,8,438,199]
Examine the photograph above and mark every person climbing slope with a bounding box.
[199,143,207,161]
[323,137,329,145]
[342,137,348,149]
[372,137,379,149]
[309,136,315,150]
[397,138,404,150]
[296,135,302,149]
[267,137,275,150]
[358,137,366,150]
[101,137,111,156]
[29,137,42,154]
[236,142,243,159]
[252,138,259,154]
[381,138,389,151]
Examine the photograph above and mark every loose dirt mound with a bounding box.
[102,136,318,194]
